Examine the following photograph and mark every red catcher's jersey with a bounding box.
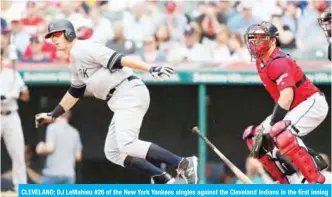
[256,48,320,109]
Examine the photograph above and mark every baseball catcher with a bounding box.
[242,21,329,184]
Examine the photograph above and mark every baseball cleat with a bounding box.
[177,156,199,184]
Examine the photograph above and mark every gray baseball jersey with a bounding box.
[70,40,134,100]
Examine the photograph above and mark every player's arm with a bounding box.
[35,72,85,128]
[268,59,295,126]
[93,44,174,77]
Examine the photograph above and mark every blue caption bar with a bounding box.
[19,184,331,197]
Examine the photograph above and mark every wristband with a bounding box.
[270,103,288,126]
[50,105,65,119]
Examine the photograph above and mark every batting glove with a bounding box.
[35,112,54,128]
[149,65,175,79]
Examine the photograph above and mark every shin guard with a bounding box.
[275,129,325,184]
[259,154,290,184]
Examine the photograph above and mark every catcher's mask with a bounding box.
[318,8,332,40]
[244,22,279,61]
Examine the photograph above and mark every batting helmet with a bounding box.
[45,19,76,41]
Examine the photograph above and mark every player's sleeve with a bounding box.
[90,43,124,70]
[68,69,86,98]
[267,58,295,91]
[15,71,28,92]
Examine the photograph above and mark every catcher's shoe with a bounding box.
[177,156,199,184]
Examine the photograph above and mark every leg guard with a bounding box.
[258,154,290,184]
[275,128,325,184]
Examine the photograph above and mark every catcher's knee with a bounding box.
[275,128,299,156]
[270,120,291,137]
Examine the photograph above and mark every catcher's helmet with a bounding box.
[45,19,76,41]
[318,8,331,38]
[244,21,279,60]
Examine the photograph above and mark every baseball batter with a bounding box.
[35,19,198,184]
[241,21,329,184]
[0,49,29,190]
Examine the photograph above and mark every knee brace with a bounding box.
[273,121,325,184]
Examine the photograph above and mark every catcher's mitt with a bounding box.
[250,132,275,158]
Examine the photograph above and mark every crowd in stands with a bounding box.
[1,0,330,66]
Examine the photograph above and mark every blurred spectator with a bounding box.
[8,14,31,59]
[271,9,296,49]
[235,157,274,184]
[97,1,123,22]
[189,22,203,43]
[194,0,227,40]
[160,1,188,41]
[1,18,8,32]
[106,21,136,55]
[21,36,52,63]
[89,7,114,45]
[211,25,232,61]
[251,0,278,21]
[206,160,225,184]
[55,1,90,31]
[1,30,11,59]
[123,2,156,48]
[228,33,251,62]
[282,1,301,33]
[21,1,45,35]
[168,25,212,63]
[227,1,260,34]
[155,25,172,56]
[218,0,237,20]
[36,112,82,184]
[23,35,57,62]
[136,36,166,63]
[77,26,93,40]
[146,1,164,30]
[296,1,328,51]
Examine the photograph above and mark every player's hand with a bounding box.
[149,65,174,79]
[35,113,54,128]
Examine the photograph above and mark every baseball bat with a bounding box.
[192,126,253,184]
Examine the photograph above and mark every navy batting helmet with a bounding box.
[45,19,76,41]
